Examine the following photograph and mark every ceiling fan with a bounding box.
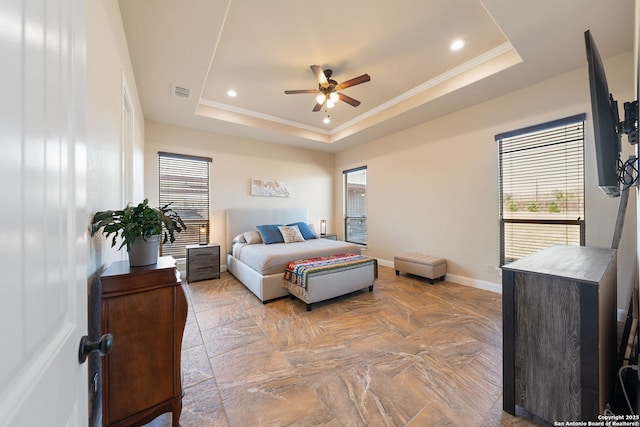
[284,65,371,112]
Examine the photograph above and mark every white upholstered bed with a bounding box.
[226,208,363,302]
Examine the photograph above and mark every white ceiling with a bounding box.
[118,0,635,153]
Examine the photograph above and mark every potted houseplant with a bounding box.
[90,199,186,266]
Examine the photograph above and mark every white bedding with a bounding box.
[233,239,362,275]
[226,207,365,302]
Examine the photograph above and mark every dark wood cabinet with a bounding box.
[186,244,220,283]
[100,256,187,427]
[502,245,617,422]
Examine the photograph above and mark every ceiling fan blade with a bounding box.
[337,74,370,90]
[284,89,319,94]
[310,65,328,85]
[312,101,324,112]
[338,92,361,107]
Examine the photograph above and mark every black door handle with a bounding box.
[78,333,113,364]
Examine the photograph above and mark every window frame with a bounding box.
[497,114,586,266]
[158,151,212,259]
[343,166,367,245]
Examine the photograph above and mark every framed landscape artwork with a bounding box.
[250,178,290,197]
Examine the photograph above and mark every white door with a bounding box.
[0,0,88,426]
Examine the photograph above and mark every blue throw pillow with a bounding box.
[256,224,284,244]
[288,222,317,240]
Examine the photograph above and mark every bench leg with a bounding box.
[395,269,399,275]
[369,285,373,292]
[306,303,312,311]
[429,278,435,285]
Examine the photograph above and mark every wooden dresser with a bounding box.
[100,256,187,427]
[502,245,617,422]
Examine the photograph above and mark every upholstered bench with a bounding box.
[283,254,377,311]
[394,253,447,284]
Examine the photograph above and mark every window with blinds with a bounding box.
[344,166,367,245]
[497,114,586,265]
[158,152,211,259]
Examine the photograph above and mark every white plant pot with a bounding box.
[128,234,160,266]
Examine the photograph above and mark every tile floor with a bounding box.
[146,265,549,426]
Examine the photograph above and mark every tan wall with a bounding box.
[336,51,637,310]
[86,0,145,272]
[143,121,335,259]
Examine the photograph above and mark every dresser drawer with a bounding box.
[190,247,219,257]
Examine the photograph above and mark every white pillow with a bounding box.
[278,225,306,243]
[232,233,247,244]
[242,230,263,244]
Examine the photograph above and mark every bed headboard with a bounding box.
[226,208,309,250]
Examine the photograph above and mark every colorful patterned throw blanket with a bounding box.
[284,253,375,289]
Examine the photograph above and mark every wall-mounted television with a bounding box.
[584,29,623,198]
[584,29,638,198]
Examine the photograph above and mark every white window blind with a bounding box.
[158,152,211,259]
[497,114,586,265]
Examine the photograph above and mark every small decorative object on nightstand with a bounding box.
[320,219,327,235]
[320,233,337,240]
[198,224,208,245]
[186,243,220,283]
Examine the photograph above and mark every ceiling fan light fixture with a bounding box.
[284,65,370,112]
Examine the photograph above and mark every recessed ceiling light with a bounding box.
[227,89,237,97]
[323,116,330,124]
[450,39,465,51]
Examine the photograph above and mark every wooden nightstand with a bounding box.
[186,244,220,283]
[320,234,337,240]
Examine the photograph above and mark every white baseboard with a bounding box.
[377,258,394,268]
[445,273,502,294]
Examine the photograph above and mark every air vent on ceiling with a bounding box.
[171,84,191,99]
